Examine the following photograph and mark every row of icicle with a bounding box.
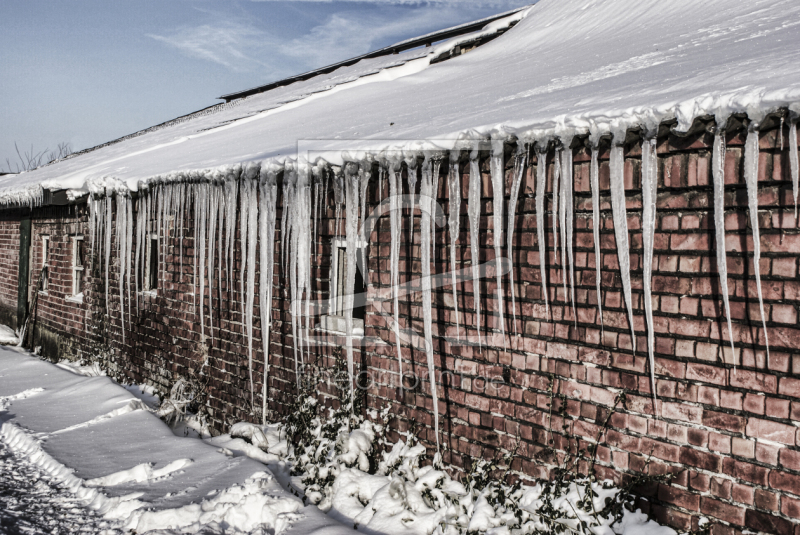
[86,118,799,445]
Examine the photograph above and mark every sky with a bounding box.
[0,0,529,173]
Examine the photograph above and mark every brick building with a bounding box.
[1,1,799,533]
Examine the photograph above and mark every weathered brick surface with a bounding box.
[0,120,797,533]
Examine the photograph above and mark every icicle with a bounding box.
[790,119,799,218]
[89,193,97,262]
[552,149,561,266]
[217,183,225,316]
[105,195,112,316]
[389,162,405,380]
[535,146,550,317]
[490,141,507,344]
[406,154,418,252]
[156,185,164,286]
[207,183,220,340]
[285,164,301,390]
[590,147,604,336]
[359,162,371,276]
[281,177,291,279]
[259,165,278,424]
[198,183,208,340]
[313,174,320,264]
[192,184,199,313]
[506,145,526,335]
[245,171,259,411]
[116,192,127,344]
[420,154,441,455]
[239,178,250,327]
[135,195,143,313]
[641,138,658,396]
[126,196,133,330]
[561,145,577,325]
[225,172,238,304]
[344,165,359,411]
[431,158,441,264]
[712,132,737,367]
[467,150,483,346]
[744,129,770,359]
[448,152,462,339]
[379,165,384,203]
[609,144,636,354]
[178,182,185,279]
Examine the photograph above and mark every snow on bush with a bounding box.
[235,391,676,535]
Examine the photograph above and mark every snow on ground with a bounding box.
[0,325,18,346]
[0,346,355,535]
[0,436,115,534]
[1,0,798,202]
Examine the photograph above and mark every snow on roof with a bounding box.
[2,0,799,204]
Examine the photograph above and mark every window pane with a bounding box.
[76,240,84,267]
[149,237,158,290]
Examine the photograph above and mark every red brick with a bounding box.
[746,418,796,445]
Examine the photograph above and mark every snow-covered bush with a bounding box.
[239,388,675,535]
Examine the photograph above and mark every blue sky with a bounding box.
[1,0,528,172]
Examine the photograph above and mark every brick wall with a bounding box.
[0,117,797,534]
[0,215,20,328]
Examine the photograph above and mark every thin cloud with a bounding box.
[148,20,276,72]
[277,7,470,67]
[148,2,525,76]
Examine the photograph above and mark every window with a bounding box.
[71,235,84,296]
[143,234,158,291]
[321,238,367,334]
[40,235,49,293]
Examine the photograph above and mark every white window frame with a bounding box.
[40,235,50,294]
[328,237,367,315]
[320,237,366,336]
[71,235,84,297]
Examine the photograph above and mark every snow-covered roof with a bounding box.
[2,0,799,204]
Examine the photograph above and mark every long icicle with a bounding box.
[126,196,133,330]
[590,147,604,336]
[389,163,404,381]
[344,164,359,412]
[641,137,658,397]
[790,118,799,218]
[207,183,219,341]
[506,145,526,335]
[105,194,112,316]
[609,144,636,354]
[259,166,278,424]
[420,154,441,458]
[561,145,577,325]
[135,194,143,314]
[712,132,737,367]
[448,152,462,339]
[744,129,770,359]
[198,183,208,340]
[467,150,482,347]
[535,145,550,317]
[116,192,126,344]
[552,148,561,267]
[245,173,259,412]
[490,140,506,344]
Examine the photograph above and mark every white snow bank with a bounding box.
[0,347,306,534]
[0,324,18,345]
[3,0,797,199]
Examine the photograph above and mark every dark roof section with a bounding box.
[218,5,530,103]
